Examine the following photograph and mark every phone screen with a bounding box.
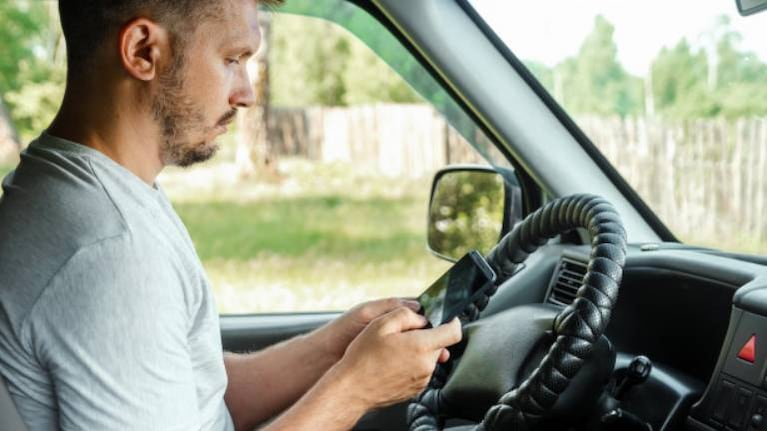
[417,251,495,327]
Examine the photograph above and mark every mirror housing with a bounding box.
[736,0,767,15]
[427,165,522,262]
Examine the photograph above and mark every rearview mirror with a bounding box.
[736,0,767,15]
[427,166,521,261]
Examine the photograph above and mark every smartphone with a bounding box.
[417,250,497,327]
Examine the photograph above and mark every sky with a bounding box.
[470,0,767,76]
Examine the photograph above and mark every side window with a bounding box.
[171,2,517,314]
[170,1,516,315]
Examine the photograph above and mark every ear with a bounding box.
[118,18,169,81]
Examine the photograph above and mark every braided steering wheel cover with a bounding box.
[407,194,627,431]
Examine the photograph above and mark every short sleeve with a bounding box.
[23,234,201,430]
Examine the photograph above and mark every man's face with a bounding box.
[152,0,260,167]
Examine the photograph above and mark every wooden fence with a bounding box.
[268,106,767,250]
[266,104,485,178]
[578,115,767,249]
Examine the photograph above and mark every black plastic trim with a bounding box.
[454,0,677,242]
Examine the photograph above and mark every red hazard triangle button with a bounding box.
[738,335,757,363]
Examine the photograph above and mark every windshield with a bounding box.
[470,1,767,254]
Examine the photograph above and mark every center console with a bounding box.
[689,284,767,431]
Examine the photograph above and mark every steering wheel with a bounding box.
[407,194,627,430]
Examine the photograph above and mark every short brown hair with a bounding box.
[58,0,283,72]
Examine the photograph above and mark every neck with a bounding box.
[47,78,165,185]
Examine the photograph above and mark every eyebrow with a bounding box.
[222,40,256,57]
[234,46,255,57]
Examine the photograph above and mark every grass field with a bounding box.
[161,159,451,314]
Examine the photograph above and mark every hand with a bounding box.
[318,298,421,361]
[330,307,463,410]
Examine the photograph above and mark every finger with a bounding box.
[360,298,414,321]
[375,307,428,334]
[437,348,450,363]
[422,317,462,349]
[400,298,422,313]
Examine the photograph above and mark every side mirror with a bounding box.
[427,166,522,261]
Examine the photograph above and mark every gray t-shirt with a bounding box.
[0,134,233,430]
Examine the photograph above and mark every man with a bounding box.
[0,0,462,430]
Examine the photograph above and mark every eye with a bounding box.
[226,58,240,66]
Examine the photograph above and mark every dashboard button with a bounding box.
[751,396,767,429]
[712,380,735,423]
[728,387,754,429]
[752,413,764,429]
[740,335,757,363]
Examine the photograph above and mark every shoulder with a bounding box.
[3,139,128,240]
[25,233,190,357]
[0,138,128,255]
[0,139,131,314]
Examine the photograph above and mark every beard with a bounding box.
[151,53,224,168]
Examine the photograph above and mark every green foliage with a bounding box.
[651,39,716,118]
[649,15,767,119]
[557,16,644,117]
[5,63,65,141]
[427,171,504,259]
[0,2,65,142]
[712,24,767,117]
[0,2,48,94]
[270,12,420,107]
[525,14,767,119]
[342,41,422,105]
[270,15,350,106]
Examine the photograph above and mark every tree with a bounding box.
[650,16,767,119]
[713,20,767,117]
[651,39,714,118]
[556,16,643,117]
[270,14,351,107]
[0,1,65,145]
[342,39,421,105]
[269,11,421,107]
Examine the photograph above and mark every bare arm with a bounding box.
[256,363,368,430]
[224,298,422,431]
[223,331,336,431]
[262,309,462,431]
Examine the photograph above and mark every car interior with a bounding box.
[2,0,767,430]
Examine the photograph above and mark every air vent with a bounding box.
[547,257,588,306]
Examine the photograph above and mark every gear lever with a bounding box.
[614,355,652,400]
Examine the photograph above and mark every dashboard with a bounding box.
[481,242,767,431]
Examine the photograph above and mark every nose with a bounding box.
[230,64,256,108]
